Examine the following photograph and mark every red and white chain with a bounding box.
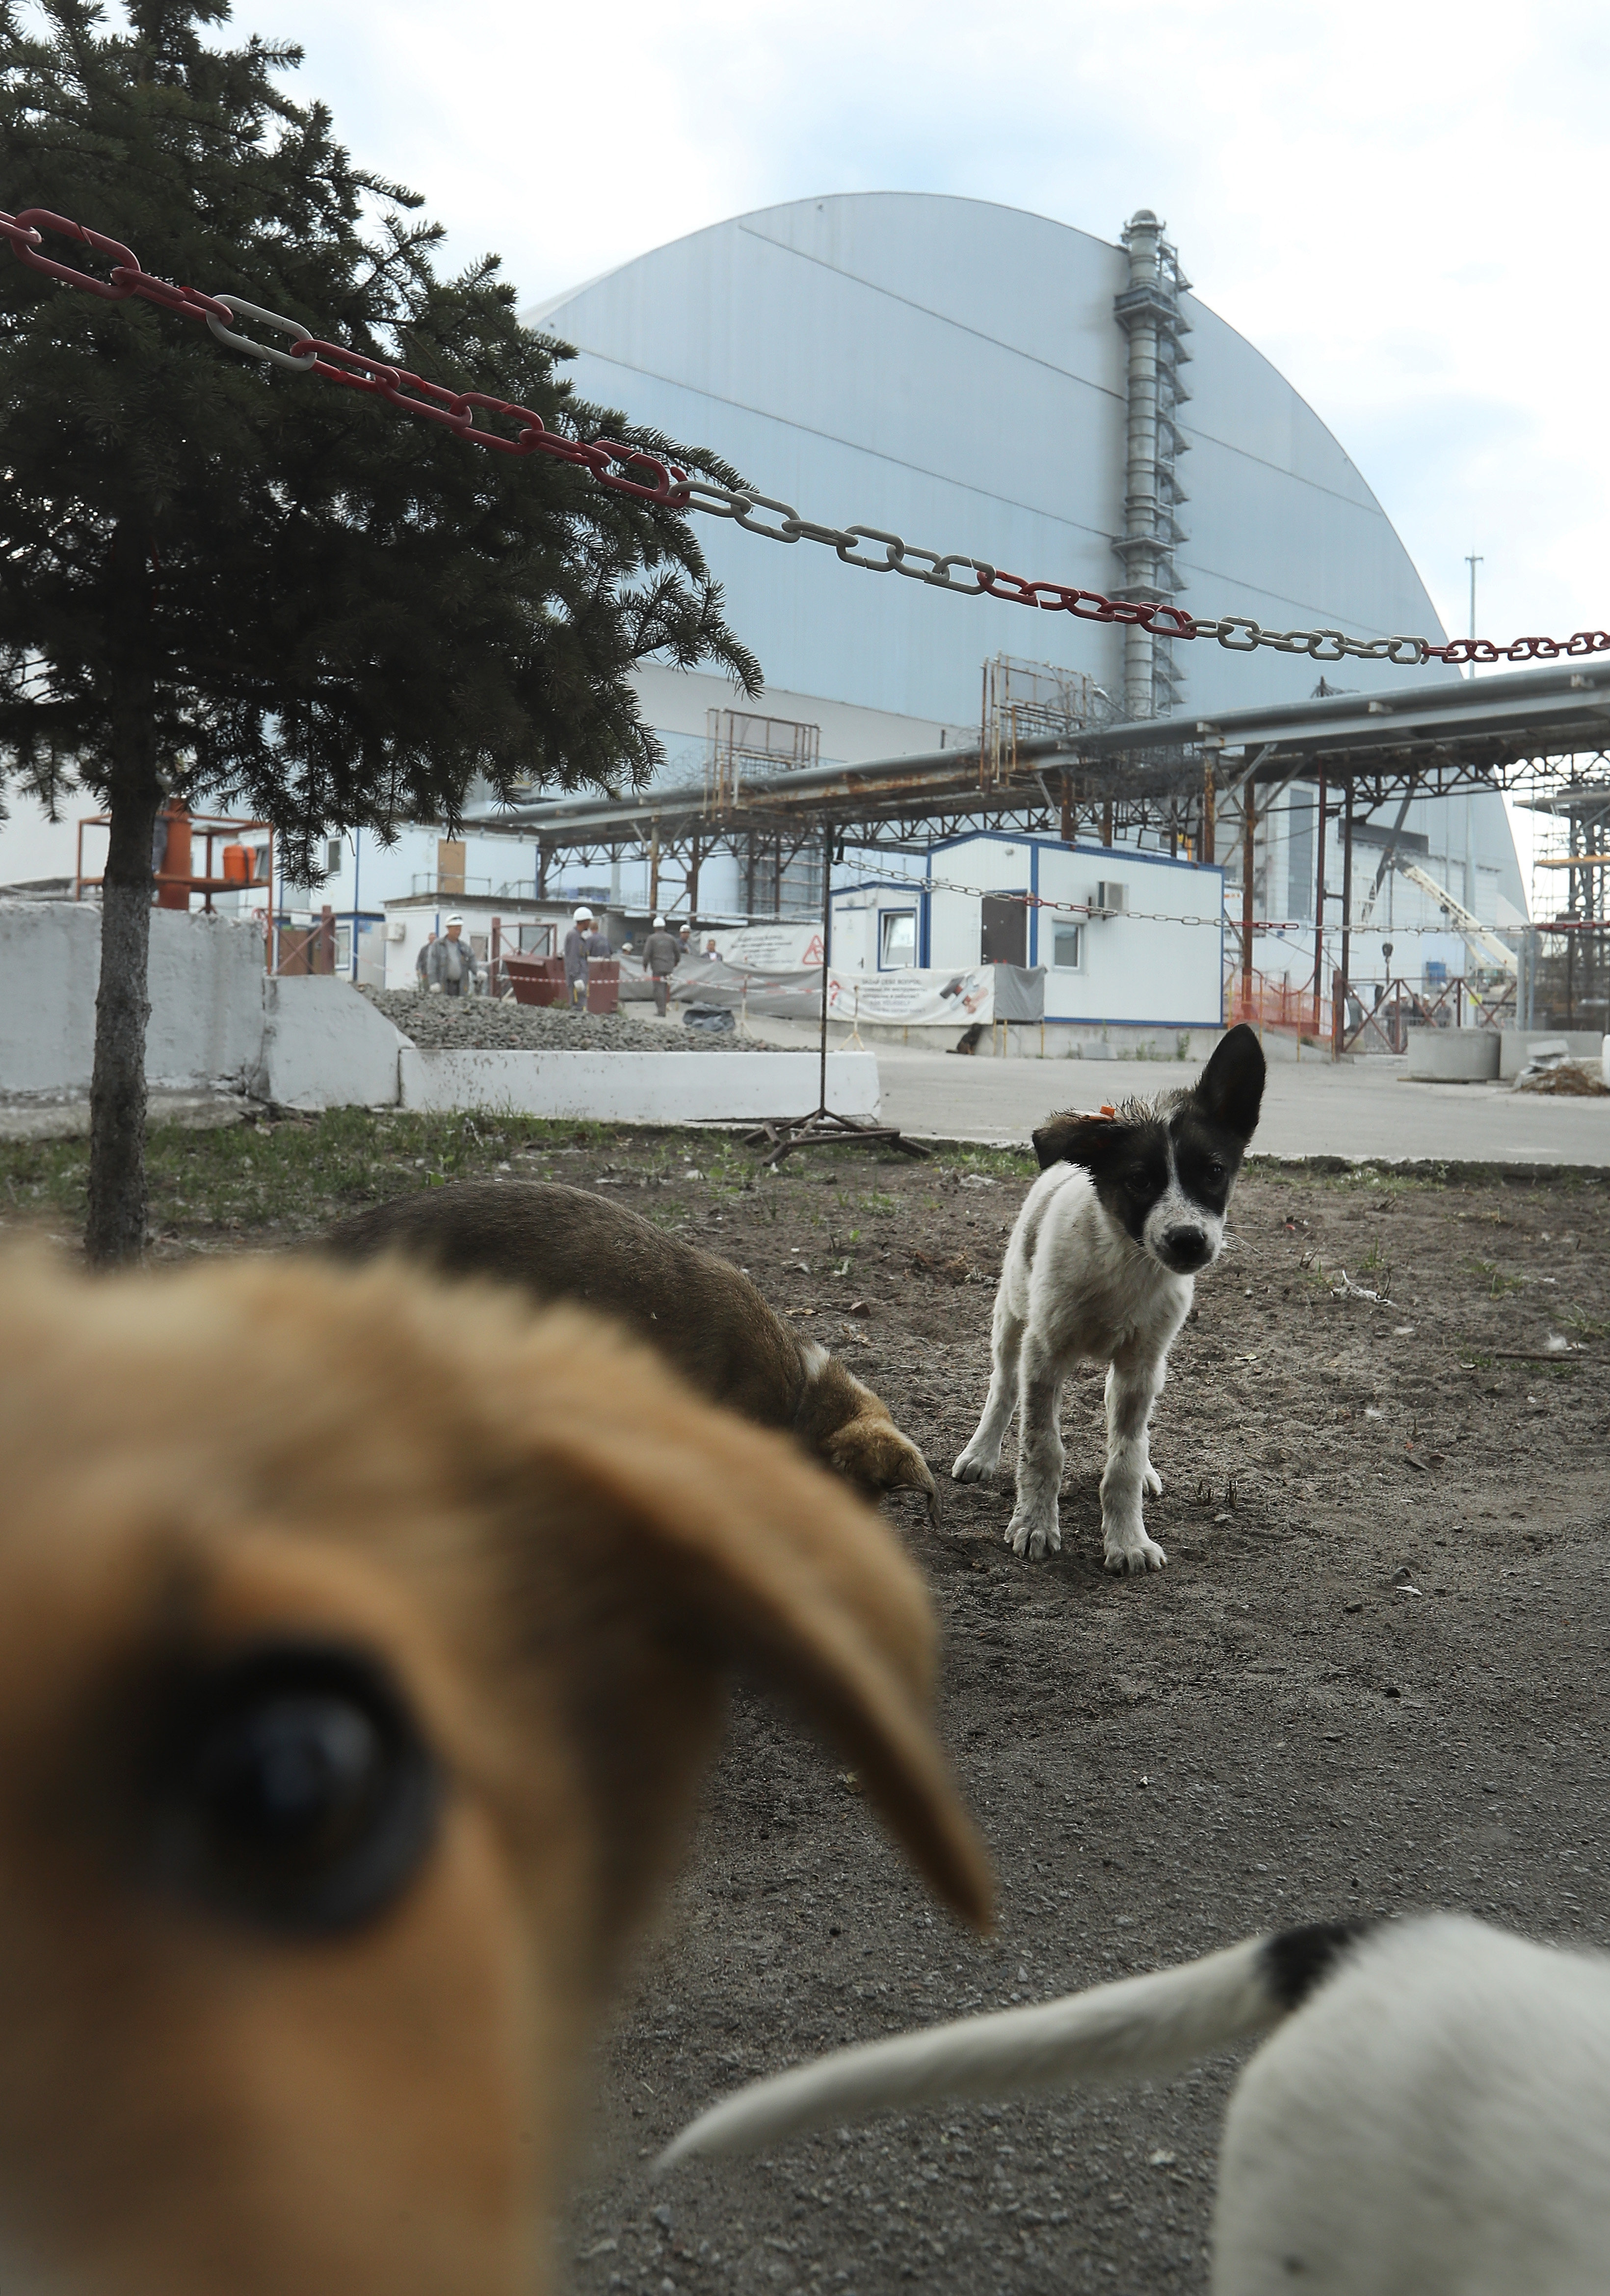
[6,204,1605,674]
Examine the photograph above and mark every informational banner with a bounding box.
[828,967,994,1026]
[718,923,824,969]
[617,954,998,1027]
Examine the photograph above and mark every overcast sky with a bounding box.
[244,0,1608,660]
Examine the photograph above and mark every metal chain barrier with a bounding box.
[840,859,1305,934]
[856,849,1503,935]
[7,203,1608,672]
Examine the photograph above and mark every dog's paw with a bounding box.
[1103,1532,1168,1575]
[1143,1464,1164,1499]
[952,1446,998,1486]
[1006,1511,1061,1562]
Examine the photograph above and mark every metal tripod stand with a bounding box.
[745,819,929,1168]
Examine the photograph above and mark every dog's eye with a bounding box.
[150,1643,440,1936]
[1204,1159,1226,1183]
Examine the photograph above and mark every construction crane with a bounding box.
[1379,855,1518,976]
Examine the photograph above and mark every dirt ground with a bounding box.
[546,1139,1610,2296]
[6,1115,1607,2293]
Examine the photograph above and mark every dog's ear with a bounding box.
[1030,1110,1126,1173]
[475,1312,992,1947]
[1195,1023,1266,1143]
[823,1417,940,1525]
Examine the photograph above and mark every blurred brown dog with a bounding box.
[324,1180,939,1515]
[0,1249,989,2296]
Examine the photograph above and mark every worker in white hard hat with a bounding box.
[642,911,683,1018]
[419,913,482,996]
[563,907,596,1008]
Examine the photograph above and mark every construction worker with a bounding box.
[642,912,682,1017]
[420,916,482,996]
[563,907,596,1008]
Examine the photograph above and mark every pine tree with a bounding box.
[0,0,760,1261]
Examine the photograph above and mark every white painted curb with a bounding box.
[398,1048,881,1122]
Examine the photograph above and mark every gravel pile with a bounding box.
[360,987,763,1053]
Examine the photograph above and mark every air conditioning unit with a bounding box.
[1094,881,1127,918]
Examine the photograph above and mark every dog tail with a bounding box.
[658,1921,1367,2171]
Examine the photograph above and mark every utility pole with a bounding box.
[1464,554,1483,680]
[1241,786,1256,1009]
[1312,771,1327,1040]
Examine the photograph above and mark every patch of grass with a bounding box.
[1469,1256,1524,1299]
[0,1112,762,1244]
[936,1142,1032,1181]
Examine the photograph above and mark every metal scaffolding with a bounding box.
[476,659,1610,874]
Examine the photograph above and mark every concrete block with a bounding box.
[0,901,98,1093]
[1499,1028,1606,1081]
[1406,1029,1501,1083]
[145,910,264,1089]
[256,977,406,1108]
[398,1048,880,1123]
[0,901,262,1096]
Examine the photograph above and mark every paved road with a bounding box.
[870,1048,1610,1163]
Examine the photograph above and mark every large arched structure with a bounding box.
[523,192,1524,933]
[528,192,1449,731]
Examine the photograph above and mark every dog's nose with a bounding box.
[1162,1226,1211,1269]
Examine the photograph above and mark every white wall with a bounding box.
[0,901,264,1097]
[921,835,1225,1028]
[1033,842,1223,1027]
[399,1048,879,1121]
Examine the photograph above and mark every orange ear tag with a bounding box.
[1099,1104,1117,1118]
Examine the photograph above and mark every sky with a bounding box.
[6,0,1605,889]
[238,0,1610,659]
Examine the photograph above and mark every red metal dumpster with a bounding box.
[502,955,567,1006]
[503,955,620,1013]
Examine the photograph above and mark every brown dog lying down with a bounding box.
[0,1249,989,2296]
[324,1179,939,1515]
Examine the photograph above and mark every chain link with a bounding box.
[853,860,1306,934]
[8,202,1609,673]
[870,859,1466,942]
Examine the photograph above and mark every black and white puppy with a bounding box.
[953,1024,1266,1574]
[660,1913,1610,2296]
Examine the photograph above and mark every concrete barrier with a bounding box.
[254,977,406,1108]
[0,902,884,1127]
[0,901,263,1096]
[1499,1028,1606,1081]
[398,1048,881,1122]
[1405,1028,1501,1083]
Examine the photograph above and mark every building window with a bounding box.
[326,836,344,876]
[879,909,917,968]
[1051,922,1083,970]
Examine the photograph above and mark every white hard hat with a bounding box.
[573,906,593,923]
[652,914,665,928]
[446,913,464,926]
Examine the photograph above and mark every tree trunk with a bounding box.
[85,516,163,1268]
[85,781,162,1265]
